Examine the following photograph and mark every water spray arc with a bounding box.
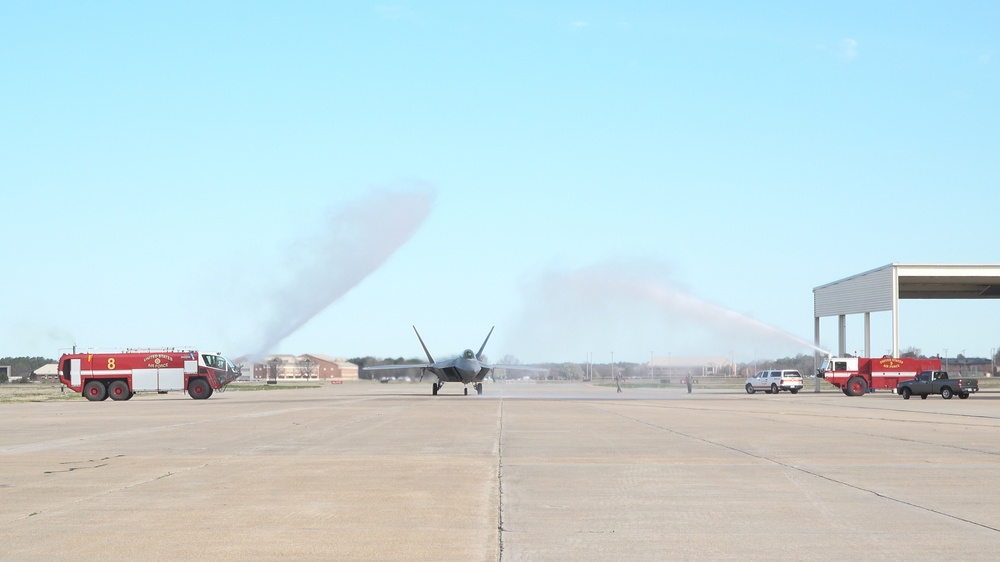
[235,186,435,359]
[510,263,830,362]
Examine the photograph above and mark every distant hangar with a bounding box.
[813,263,1000,358]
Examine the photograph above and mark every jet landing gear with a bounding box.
[432,382,483,396]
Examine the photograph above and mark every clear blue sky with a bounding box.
[3,2,998,364]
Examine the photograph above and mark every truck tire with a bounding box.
[900,387,912,400]
[770,383,780,394]
[188,378,213,400]
[745,384,755,395]
[960,393,970,399]
[941,387,953,400]
[108,380,131,401]
[920,394,928,399]
[84,381,108,402]
[845,377,868,397]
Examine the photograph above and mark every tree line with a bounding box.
[0,356,56,383]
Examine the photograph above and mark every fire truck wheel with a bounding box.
[188,378,212,400]
[900,387,912,400]
[770,383,779,394]
[846,377,867,397]
[108,381,131,401]
[84,381,108,402]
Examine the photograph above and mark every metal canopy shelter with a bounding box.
[813,263,1000,358]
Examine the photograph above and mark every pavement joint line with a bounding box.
[497,395,506,562]
[780,417,1000,458]
[615,400,1000,458]
[599,404,1000,535]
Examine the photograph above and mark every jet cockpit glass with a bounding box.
[464,350,475,359]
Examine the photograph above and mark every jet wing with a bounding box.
[363,363,431,372]
[491,364,549,373]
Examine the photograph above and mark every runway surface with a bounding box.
[3,381,1000,560]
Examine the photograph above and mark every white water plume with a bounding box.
[508,263,827,362]
[234,184,435,359]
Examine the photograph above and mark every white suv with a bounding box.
[745,370,803,395]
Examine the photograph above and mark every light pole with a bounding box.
[944,348,948,371]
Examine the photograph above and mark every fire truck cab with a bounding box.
[58,349,241,401]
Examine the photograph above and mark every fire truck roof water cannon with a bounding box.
[817,355,941,396]
[57,348,242,401]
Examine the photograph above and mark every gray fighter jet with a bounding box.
[363,326,538,395]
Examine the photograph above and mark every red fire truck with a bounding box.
[57,349,241,401]
[818,355,941,396]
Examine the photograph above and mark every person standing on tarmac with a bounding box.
[616,375,623,393]
[686,372,692,394]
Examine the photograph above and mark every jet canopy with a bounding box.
[463,349,475,359]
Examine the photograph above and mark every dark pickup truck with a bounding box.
[897,371,979,400]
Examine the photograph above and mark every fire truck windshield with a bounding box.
[204,354,237,372]
[203,353,240,381]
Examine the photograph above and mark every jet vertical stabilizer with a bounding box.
[412,325,435,363]
[476,326,495,360]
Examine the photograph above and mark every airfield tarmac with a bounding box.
[3,381,1000,561]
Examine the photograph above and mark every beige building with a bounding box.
[32,363,60,381]
[302,354,359,381]
[252,354,358,381]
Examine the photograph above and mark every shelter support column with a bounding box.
[838,314,847,356]
[864,312,871,358]
[891,265,900,358]
[815,316,822,393]
[891,301,901,358]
